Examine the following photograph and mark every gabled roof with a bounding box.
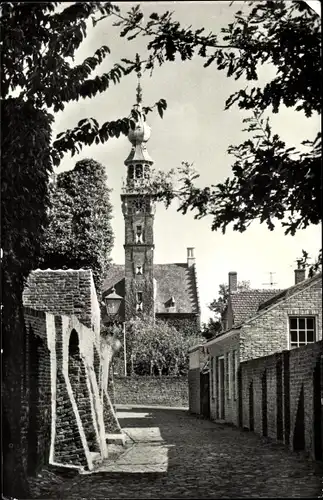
[257,272,322,313]
[154,264,199,314]
[205,272,322,347]
[23,268,98,329]
[230,289,284,326]
[102,263,200,315]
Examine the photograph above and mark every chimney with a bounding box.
[228,272,237,293]
[187,247,195,267]
[294,260,306,285]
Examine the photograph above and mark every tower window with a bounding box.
[128,165,134,179]
[135,199,144,213]
[135,225,143,243]
[136,291,143,311]
[135,164,143,178]
[136,266,143,275]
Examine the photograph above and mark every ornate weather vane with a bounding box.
[136,71,142,106]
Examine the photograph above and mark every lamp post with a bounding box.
[102,287,124,394]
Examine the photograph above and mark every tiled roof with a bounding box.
[102,263,200,315]
[22,268,97,328]
[231,289,284,326]
[257,272,322,312]
[103,264,125,293]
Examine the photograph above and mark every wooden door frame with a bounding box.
[217,356,225,420]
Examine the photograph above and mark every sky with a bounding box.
[53,1,321,324]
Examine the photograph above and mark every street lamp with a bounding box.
[104,287,123,318]
[103,287,127,376]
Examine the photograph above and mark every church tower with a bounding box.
[121,75,155,320]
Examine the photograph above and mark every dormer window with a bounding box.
[135,225,143,244]
[165,296,176,310]
[136,291,143,312]
[135,164,143,178]
[136,266,143,275]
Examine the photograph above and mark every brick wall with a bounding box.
[240,341,322,460]
[55,369,87,467]
[240,351,283,440]
[103,390,122,434]
[23,269,97,330]
[289,341,322,459]
[240,279,322,362]
[22,309,51,476]
[22,269,111,473]
[114,376,189,407]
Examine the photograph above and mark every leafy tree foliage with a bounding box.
[296,249,322,278]
[41,158,114,294]
[116,1,321,241]
[202,280,250,339]
[1,99,53,498]
[116,316,202,376]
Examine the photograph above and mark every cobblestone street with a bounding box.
[34,405,323,499]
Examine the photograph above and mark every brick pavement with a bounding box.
[32,406,323,498]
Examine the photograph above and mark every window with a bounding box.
[136,291,143,311]
[136,265,143,275]
[135,225,143,244]
[289,316,316,348]
[135,164,143,178]
[232,350,238,400]
[134,199,144,213]
[128,165,134,179]
[226,352,231,400]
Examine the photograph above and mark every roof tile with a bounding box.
[102,263,199,315]
[231,289,284,326]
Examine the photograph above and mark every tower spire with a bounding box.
[136,71,143,107]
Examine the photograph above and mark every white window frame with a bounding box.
[136,291,143,312]
[135,225,143,244]
[289,316,316,349]
[136,265,143,275]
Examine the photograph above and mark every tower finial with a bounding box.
[136,71,142,106]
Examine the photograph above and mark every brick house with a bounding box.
[22,269,122,474]
[203,269,322,426]
[102,84,200,332]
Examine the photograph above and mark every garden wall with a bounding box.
[240,340,323,460]
[114,375,189,407]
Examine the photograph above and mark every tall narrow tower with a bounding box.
[121,75,155,320]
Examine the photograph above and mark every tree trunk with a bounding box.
[2,284,31,498]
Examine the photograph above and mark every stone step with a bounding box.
[106,433,126,445]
